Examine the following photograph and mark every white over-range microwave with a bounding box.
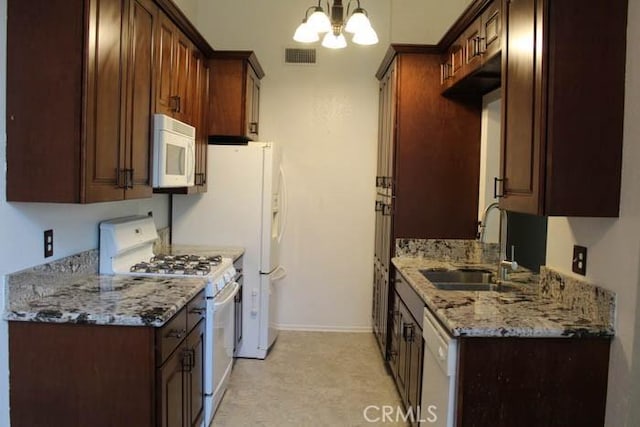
[153,114,196,188]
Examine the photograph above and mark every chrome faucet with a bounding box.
[498,208,518,281]
[477,202,500,242]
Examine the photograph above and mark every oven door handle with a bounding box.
[214,282,240,308]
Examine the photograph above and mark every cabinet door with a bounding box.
[464,18,483,73]
[185,321,205,427]
[440,55,453,87]
[159,345,185,427]
[385,61,397,194]
[123,0,155,200]
[155,12,176,117]
[83,0,127,203]
[396,301,411,404]
[380,271,389,354]
[482,0,502,60]
[389,294,400,380]
[246,66,260,139]
[500,0,543,214]
[381,197,392,272]
[209,59,243,136]
[449,40,465,83]
[188,48,201,129]
[372,262,379,328]
[195,54,209,192]
[173,33,192,123]
[407,326,423,422]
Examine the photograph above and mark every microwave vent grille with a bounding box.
[169,119,195,138]
[285,48,316,64]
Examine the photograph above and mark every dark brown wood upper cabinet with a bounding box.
[440,0,502,95]
[154,11,196,125]
[156,12,177,117]
[153,43,208,195]
[189,51,210,193]
[481,0,502,60]
[6,0,155,203]
[125,0,157,199]
[500,0,627,216]
[208,51,265,141]
[152,10,208,195]
[377,46,481,241]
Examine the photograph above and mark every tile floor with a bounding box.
[211,331,406,426]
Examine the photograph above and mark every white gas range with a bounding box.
[99,215,238,426]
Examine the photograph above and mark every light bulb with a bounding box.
[293,20,319,43]
[322,32,347,49]
[307,8,331,33]
[345,9,371,34]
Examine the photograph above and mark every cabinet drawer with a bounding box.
[156,307,187,366]
[395,271,424,329]
[186,290,206,332]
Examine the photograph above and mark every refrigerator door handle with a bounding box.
[277,165,288,244]
[271,266,287,282]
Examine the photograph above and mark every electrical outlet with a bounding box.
[44,229,54,258]
[572,245,587,276]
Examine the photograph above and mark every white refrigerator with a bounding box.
[172,142,287,359]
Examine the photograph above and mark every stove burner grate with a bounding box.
[130,254,223,276]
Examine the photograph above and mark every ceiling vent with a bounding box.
[285,48,317,65]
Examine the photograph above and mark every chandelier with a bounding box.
[293,0,379,49]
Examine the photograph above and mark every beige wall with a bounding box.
[544,1,640,424]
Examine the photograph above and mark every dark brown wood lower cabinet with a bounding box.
[9,293,205,427]
[160,345,185,427]
[185,322,205,427]
[9,322,156,427]
[456,337,611,427]
[389,280,424,427]
[158,321,204,427]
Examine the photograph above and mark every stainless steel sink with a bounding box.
[420,268,502,291]
[429,282,497,291]
[420,269,493,284]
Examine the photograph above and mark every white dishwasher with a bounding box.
[421,308,458,427]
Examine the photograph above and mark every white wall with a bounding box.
[0,0,170,424]
[544,1,640,425]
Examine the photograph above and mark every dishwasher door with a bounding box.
[421,308,458,427]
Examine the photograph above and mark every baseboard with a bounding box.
[275,323,373,333]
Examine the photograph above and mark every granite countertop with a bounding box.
[4,272,207,327]
[3,241,244,328]
[392,257,615,338]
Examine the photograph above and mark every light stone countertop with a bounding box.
[392,257,615,338]
[4,273,207,327]
[3,244,244,327]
